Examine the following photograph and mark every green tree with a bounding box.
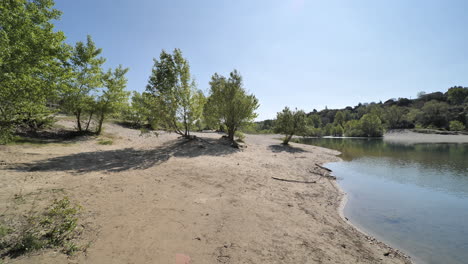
[360,114,383,137]
[123,92,158,128]
[0,0,68,143]
[146,49,204,138]
[62,35,106,132]
[332,125,344,136]
[344,120,363,137]
[334,111,345,126]
[95,65,130,134]
[274,107,307,144]
[449,120,465,131]
[419,100,449,128]
[204,70,259,141]
[307,114,322,128]
[383,105,407,129]
[447,86,468,105]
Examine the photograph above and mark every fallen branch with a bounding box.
[272,177,316,184]
[308,169,337,181]
[315,163,332,172]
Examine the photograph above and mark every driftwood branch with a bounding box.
[315,163,332,172]
[271,177,316,184]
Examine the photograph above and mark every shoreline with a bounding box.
[329,162,415,263]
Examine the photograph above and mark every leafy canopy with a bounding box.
[0,0,68,142]
[204,70,259,140]
[274,107,307,144]
[146,49,205,137]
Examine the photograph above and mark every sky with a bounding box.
[54,0,468,121]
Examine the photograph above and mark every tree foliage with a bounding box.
[61,35,106,132]
[449,120,465,131]
[146,49,204,137]
[95,65,130,134]
[122,92,158,128]
[274,107,307,144]
[204,70,259,141]
[0,0,68,142]
[360,114,383,137]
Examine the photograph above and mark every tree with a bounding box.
[123,92,158,128]
[344,120,363,137]
[204,70,259,141]
[307,114,322,128]
[447,86,468,105]
[419,100,449,128]
[360,114,383,137]
[334,111,345,126]
[0,0,68,143]
[146,49,204,138]
[274,107,307,144]
[95,66,130,134]
[62,35,106,132]
[449,120,465,131]
[383,105,407,129]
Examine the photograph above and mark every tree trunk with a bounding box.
[283,134,293,145]
[85,111,94,132]
[228,127,235,141]
[76,110,82,131]
[96,113,105,135]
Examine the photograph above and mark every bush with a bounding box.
[449,120,465,131]
[0,197,82,257]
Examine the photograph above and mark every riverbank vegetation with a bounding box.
[254,87,468,137]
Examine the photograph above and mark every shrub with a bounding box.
[0,197,82,257]
[449,120,465,131]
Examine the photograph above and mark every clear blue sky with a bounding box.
[54,0,468,121]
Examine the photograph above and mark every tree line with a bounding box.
[258,87,468,144]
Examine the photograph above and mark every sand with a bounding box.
[0,122,411,264]
[384,130,468,144]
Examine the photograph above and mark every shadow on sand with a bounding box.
[268,144,307,153]
[17,137,238,174]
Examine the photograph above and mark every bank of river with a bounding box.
[294,137,468,264]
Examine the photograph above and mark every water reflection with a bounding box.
[294,138,468,264]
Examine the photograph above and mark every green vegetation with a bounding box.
[0,0,68,143]
[96,66,130,135]
[274,107,307,144]
[253,87,468,137]
[97,138,113,145]
[62,35,107,132]
[0,197,82,258]
[0,0,131,143]
[450,120,465,131]
[146,49,205,138]
[204,70,259,141]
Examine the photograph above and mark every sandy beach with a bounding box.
[0,122,411,264]
[384,130,468,144]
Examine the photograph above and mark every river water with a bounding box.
[295,138,468,264]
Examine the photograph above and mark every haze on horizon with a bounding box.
[55,0,468,121]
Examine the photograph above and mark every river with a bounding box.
[295,138,468,264]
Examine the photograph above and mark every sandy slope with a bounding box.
[0,123,411,264]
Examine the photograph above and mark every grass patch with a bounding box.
[97,138,113,145]
[0,197,83,258]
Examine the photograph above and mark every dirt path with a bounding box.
[0,122,411,263]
